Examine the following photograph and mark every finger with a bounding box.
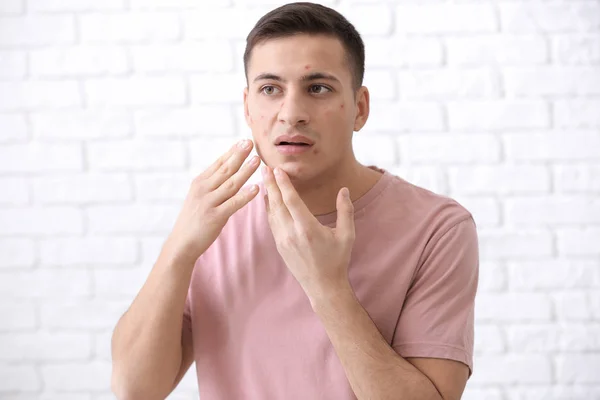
[335,187,355,242]
[273,167,313,223]
[205,139,254,190]
[262,165,292,224]
[208,154,261,206]
[217,183,260,217]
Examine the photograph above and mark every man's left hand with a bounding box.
[262,166,356,302]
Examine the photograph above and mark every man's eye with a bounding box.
[309,85,331,94]
[261,86,280,95]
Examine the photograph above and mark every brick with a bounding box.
[134,106,235,137]
[337,5,393,36]
[395,4,496,33]
[87,140,185,171]
[85,77,186,107]
[352,134,397,167]
[504,67,600,96]
[94,332,111,360]
[508,260,600,290]
[471,355,551,384]
[555,355,600,383]
[447,35,548,65]
[364,37,443,68]
[474,324,505,354]
[93,267,149,297]
[189,137,243,172]
[399,134,501,164]
[87,204,179,234]
[504,131,600,161]
[0,143,83,173]
[0,15,75,46]
[398,69,499,100]
[0,332,91,360]
[591,292,600,319]
[41,301,128,329]
[30,46,129,77]
[367,102,444,132]
[557,228,600,256]
[505,386,600,400]
[451,196,500,227]
[42,362,111,391]
[0,238,35,268]
[554,292,592,321]
[184,8,268,39]
[0,50,26,78]
[505,196,600,226]
[140,236,166,266]
[554,164,600,193]
[478,229,553,259]
[132,41,233,73]
[130,0,230,7]
[0,207,83,235]
[553,34,600,64]
[29,0,124,11]
[80,13,180,43]
[0,113,27,142]
[363,70,396,100]
[135,172,191,201]
[500,2,600,32]
[0,365,40,391]
[0,303,35,330]
[479,261,507,292]
[507,324,600,353]
[388,166,447,195]
[31,110,132,139]
[476,293,552,322]
[448,101,549,131]
[462,388,503,400]
[554,99,600,128]
[0,269,90,298]
[449,165,550,195]
[0,81,81,110]
[33,174,132,204]
[0,177,29,205]
[40,237,137,267]
[191,73,246,103]
[0,0,23,13]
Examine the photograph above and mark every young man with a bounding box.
[111,3,479,400]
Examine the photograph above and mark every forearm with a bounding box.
[111,245,197,399]
[311,285,442,400]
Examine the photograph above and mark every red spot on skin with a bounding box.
[340,104,344,109]
[260,115,264,119]
[305,65,311,70]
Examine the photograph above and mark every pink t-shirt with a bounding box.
[183,166,479,399]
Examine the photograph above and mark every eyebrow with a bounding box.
[252,72,341,85]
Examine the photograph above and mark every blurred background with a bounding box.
[0,0,599,398]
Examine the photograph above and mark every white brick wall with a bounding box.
[0,0,598,398]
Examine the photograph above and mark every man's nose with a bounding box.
[277,91,310,126]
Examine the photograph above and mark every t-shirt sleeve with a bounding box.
[391,217,479,376]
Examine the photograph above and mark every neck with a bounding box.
[290,161,383,216]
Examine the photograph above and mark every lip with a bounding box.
[275,143,313,155]
[274,134,315,146]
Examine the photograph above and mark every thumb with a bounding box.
[335,187,355,241]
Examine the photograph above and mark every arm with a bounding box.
[111,139,261,400]
[111,249,197,400]
[311,284,468,400]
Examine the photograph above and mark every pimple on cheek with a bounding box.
[340,104,344,109]
[305,65,311,70]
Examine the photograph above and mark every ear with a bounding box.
[353,86,370,132]
[243,86,252,127]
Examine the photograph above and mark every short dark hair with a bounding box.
[243,2,365,91]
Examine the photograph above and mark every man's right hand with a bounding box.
[163,139,261,263]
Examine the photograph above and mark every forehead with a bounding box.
[247,34,351,83]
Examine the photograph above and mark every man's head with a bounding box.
[243,2,370,185]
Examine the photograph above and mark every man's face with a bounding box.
[244,34,368,182]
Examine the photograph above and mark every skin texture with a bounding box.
[245,34,470,400]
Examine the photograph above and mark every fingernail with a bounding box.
[274,167,281,176]
[238,139,250,149]
[343,187,350,198]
